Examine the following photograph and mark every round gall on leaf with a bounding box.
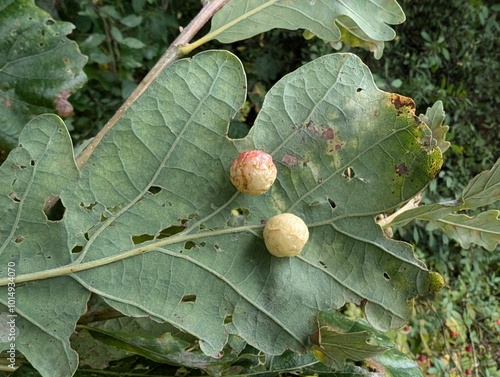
[263,213,309,257]
[230,150,277,195]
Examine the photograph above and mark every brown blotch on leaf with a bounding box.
[54,90,73,117]
[281,153,299,167]
[390,93,416,112]
[321,128,334,140]
[327,140,345,153]
[395,162,408,176]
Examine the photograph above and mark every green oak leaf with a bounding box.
[1,51,443,375]
[209,0,404,55]
[419,101,450,154]
[462,157,500,209]
[427,211,500,251]
[0,115,90,377]
[386,158,499,250]
[366,349,424,377]
[311,310,393,369]
[0,0,87,150]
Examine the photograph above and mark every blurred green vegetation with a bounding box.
[22,0,500,375]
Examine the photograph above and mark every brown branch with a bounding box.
[75,0,232,170]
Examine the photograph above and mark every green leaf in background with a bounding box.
[209,0,404,54]
[462,157,500,209]
[0,0,87,150]
[366,349,424,377]
[311,311,393,369]
[386,158,500,250]
[1,51,444,376]
[426,211,500,251]
[0,115,90,376]
[76,316,246,373]
[419,101,450,154]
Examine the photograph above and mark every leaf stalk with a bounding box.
[0,224,261,286]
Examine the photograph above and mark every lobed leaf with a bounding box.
[0,0,87,150]
[426,211,500,251]
[311,311,393,369]
[419,101,450,154]
[65,51,440,354]
[1,51,443,375]
[387,158,500,250]
[209,0,405,55]
[0,115,90,377]
[462,157,500,209]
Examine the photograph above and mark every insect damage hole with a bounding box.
[181,294,197,303]
[327,198,336,209]
[342,167,356,179]
[147,186,162,195]
[383,272,391,280]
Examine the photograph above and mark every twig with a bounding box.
[377,193,422,228]
[75,0,232,170]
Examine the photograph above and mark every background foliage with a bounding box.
[1,0,498,375]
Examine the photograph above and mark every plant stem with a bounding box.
[377,193,422,228]
[75,0,232,170]
[180,0,280,55]
[0,224,261,286]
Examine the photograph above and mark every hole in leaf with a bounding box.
[227,120,250,139]
[72,246,83,253]
[184,241,206,250]
[383,272,391,280]
[45,196,65,221]
[319,261,327,269]
[328,198,336,209]
[84,232,90,241]
[9,192,20,202]
[14,236,24,244]
[227,207,250,227]
[157,225,185,239]
[148,186,162,195]
[343,167,356,178]
[100,214,107,222]
[181,294,196,303]
[81,202,97,211]
[45,19,55,25]
[184,241,196,250]
[214,244,222,252]
[30,160,35,166]
[356,87,363,92]
[224,315,233,324]
[132,234,155,245]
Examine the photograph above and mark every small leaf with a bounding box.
[122,37,146,49]
[311,311,393,369]
[120,14,143,28]
[366,348,424,377]
[419,101,450,154]
[0,0,87,149]
[462,157,500,209]
[427,211,500,251]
